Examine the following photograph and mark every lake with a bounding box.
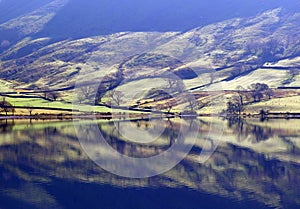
[0,117,300,209]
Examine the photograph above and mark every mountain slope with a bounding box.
[1,9,300,90]
[0,0,67,53]
[0,0,54,24]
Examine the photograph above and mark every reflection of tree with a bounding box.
[165,119,180,147]
[250,125,273,143]
[227,118,273,143]
[0,119,15,133]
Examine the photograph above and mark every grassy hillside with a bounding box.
[0,8,300,115]
[1,9,300,86]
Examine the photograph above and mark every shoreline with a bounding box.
[1,112,300,120]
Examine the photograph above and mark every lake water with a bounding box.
[0,118,300,209]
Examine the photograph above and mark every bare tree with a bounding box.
[108,90,125,106]
[236,85,246,106]
[209,72,217,84]
[226,95,244,115]
[27,105,34,116]
[249,83,269,102]
[95,85,107,104]
[165,100,177,114]
[42,86,50,99]
[155,100,177,116]
[266,88,274,100]
[79,85,95,100]
[232,95,244,114]
[166,78,185,94]
[0,98,14,116]
[48,92,60,101]
[166,103,173,114]
[186,94,199,112]
[76,92,86,104]
[77,85,100,104]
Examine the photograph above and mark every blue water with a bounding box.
[0,119,300,209]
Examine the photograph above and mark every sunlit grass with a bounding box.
[246,95,300,113]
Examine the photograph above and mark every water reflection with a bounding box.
[97,119,192,157]
[0,119,14,133]
[0,118,300,209]
[227,117,274,143]
[74,118,200,178]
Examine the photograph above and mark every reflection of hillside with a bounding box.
[0,120,300,208]
[97,119,186,158]
[200,117,300,164]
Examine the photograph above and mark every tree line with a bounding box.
[226,82,273,115]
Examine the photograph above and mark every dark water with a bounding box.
[0,118,300,209]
